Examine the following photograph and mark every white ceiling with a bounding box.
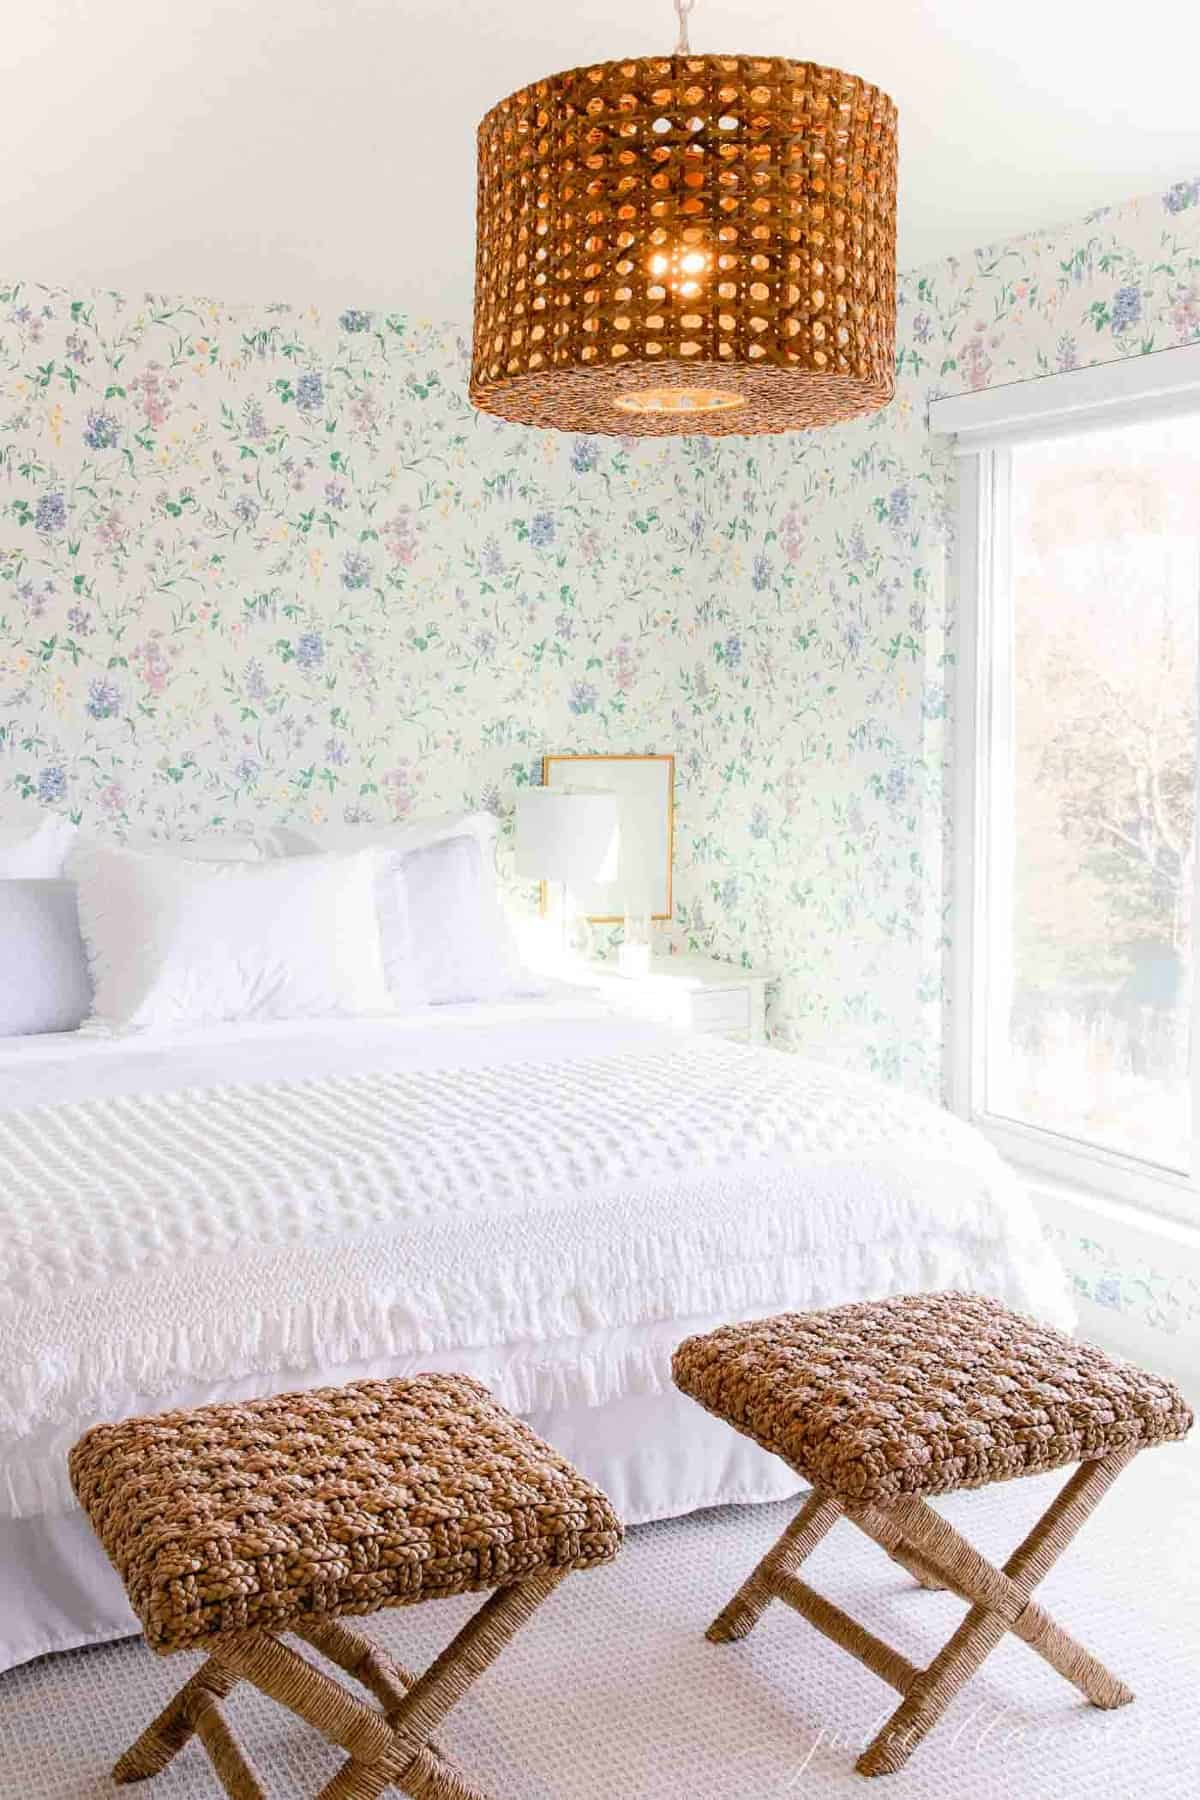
[4,1,1199,318]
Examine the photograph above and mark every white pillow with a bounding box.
[287,810,500,859]
[282,812,540,1005]
[0,880,92,1036]
[67,840,391,1032]
[0,813,77,878]
[123,832,268,862]
[401,834,537,1004]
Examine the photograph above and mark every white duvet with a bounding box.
[0,1002,1071,1521]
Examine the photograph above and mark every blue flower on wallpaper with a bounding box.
[341,549,371,590]
[481,536,504,577]
[749,804,769,840]
[82,409,120,449]
[36,766,66,804]
[295,372,324,413]
[338,309,372,333]
[1111,285,1142,333]
[568,681,597,714]
[233,495,260,526]
[529,512,556,548]
[294,631,325,670]
[35,491,66,533]
[1093,1276,1123,1310]
[234,756,261,786]
[885,765,910,806]
[888,487,912,528]
[85,677,121,719]
[721,634,743,669]
[1164,180,1199,214]
[570,439,599,475]
[846,524,870,566]
[751,554,771,592]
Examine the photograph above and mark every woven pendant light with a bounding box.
[470,0,897,436]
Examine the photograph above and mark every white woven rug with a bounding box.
[1,1437,1196,1800]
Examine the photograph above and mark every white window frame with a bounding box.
[938,344,1200,1227]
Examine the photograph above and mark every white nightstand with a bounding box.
[584,953,771,1044]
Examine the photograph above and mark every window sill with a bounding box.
[973,1112,1197,1230]
[1004,1155,1200,1401]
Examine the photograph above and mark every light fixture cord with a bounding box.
[673,0,695,54]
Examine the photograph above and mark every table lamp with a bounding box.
[515,788,620,957]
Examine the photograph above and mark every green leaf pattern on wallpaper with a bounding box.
[1,178,1199,1120]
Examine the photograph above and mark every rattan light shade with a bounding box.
[471,54,897,437]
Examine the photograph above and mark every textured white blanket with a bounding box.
[0,1038,1070,1517]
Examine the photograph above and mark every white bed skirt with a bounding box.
[0,1387,800,1674]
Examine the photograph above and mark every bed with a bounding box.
[0,990,1072,1672]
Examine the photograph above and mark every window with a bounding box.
[946,357,1200,1223]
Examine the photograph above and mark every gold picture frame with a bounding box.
[541,753,675,922]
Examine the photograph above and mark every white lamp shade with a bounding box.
[515,789,620,887]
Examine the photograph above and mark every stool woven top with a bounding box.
[672,1291,1193,1505]
[69,1372,622,1654]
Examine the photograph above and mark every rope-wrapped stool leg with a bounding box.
[707,1489,843,1643]
[186,1687,268,1800]
[113,1656,241,1783]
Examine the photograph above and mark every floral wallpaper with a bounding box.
[3,174,1200,1358]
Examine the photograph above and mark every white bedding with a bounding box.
[0,997,1072,1531]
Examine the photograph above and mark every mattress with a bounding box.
[0,995,1072,1523]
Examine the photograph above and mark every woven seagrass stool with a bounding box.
[70,1373,622,1800]
[673,1292,1192,1779]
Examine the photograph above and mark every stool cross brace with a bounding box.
[112,1568,568,1799]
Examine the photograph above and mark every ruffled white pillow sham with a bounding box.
[0,812,77,878]
[67,840,390,1032]
[285,811,541,1005]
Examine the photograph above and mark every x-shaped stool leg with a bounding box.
[113,1568,568,1798]
[706,1445,1137,1778]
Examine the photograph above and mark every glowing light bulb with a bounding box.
[645,245,710,296]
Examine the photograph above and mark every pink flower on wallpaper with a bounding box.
[132,633,172,696]
[381,761,423,818]
[960,334,993,389]
[608,637,641,693]
[349,392,379,435]
[1171,286,1200,342]
[128,362,179,430]
[383,509,419,565]
[780,505,807,564]
[95,509,129,550]
[97,782,127,815]
[348,649,377,692]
